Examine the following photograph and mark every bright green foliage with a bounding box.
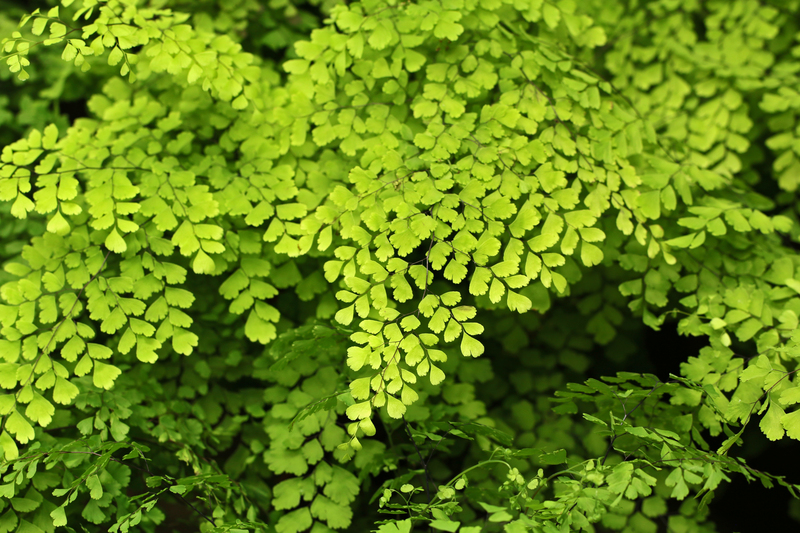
[1,0,800,531]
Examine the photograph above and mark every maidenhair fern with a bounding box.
[1,0,800,531]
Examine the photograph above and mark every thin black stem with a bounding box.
[402,416,431,503]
